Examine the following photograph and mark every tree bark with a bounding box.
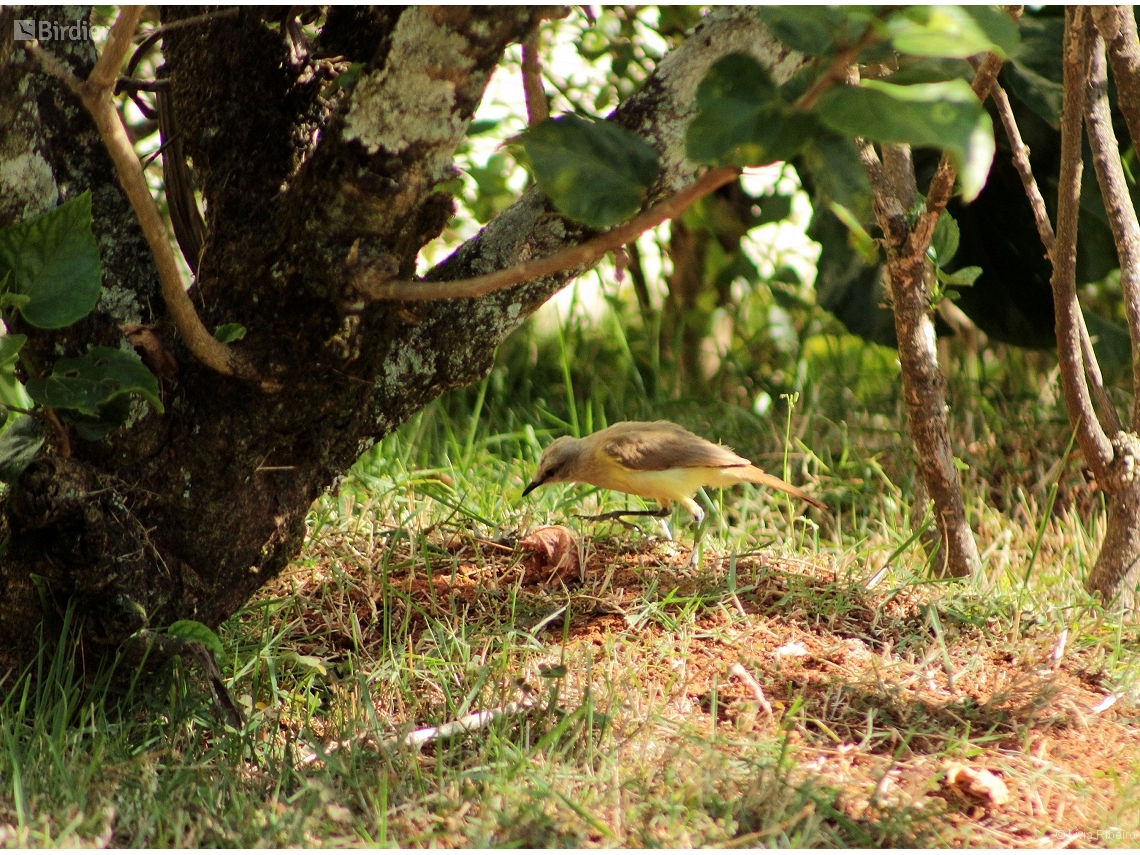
[886,250,981,579]
[1080,7,1140,609]
[0,7,797,669]
[851,52,1004,581]
[859,141,980,580]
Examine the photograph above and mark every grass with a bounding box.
[2,317,1140,847]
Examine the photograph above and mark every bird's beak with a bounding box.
[521,479,541,498]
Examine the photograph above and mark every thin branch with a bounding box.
[795,23,881,111]
[87,4,141,91]
[858,141,909,248]
[1091,6,1140,160]
[990,82,1056,257]
[990,79,1121,434]
[28,7,271,390]
[41,407,72,458]
[355,166,741,303]
[908,51,1005,257]
[1083,24,1140,430]
[115,76,169,93]
[522,31,548,125]
[861,133,979,578]
[1053,6,1114,475]
[1085,22,1140,430]
[126,7,242,79]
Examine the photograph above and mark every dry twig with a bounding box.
[727,662,774,716]
[400,698,535,750]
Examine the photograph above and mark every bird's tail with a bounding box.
[739,466,826,511]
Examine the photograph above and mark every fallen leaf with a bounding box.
[943,763,1010,806]
[521,525,581,578]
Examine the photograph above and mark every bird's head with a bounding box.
[521,435,583,497]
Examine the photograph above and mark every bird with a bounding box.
[521,420,825,523]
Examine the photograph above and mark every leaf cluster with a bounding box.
[515,5,1016,239]
[0,192,163,479]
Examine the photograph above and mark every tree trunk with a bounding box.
[0,7,794,671]
[1087,470,1140,610]
[887,253,981,578]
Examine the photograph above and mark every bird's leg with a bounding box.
[684,497,709,569]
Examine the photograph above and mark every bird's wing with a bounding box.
[601,422,749,471]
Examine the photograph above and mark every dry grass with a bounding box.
[236,494,1140,847]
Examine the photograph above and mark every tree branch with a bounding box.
[859,137,980,578]
[353,166,741,303]
[858,142,910,248]
[28,7,268,389]
[1084,20,1140,430]
[990,82,1056,257]
[794,23,881,111]
[882,144,918,212]
[1092,6,1140,158]
[989,79,1121,435]
[907,52,1005,257]
[1054,7,1114,477]
[522,30,548,125]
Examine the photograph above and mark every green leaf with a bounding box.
[26,346,164,418]
[930,212,960,267]
[0,416,43,484]
[962,6,1021,56]
[686,54,817,167]
[70,395,132,441]
[167,619,225,662]
[522,114,660,228]
[798,133,874,222]
[814,79,994,201]
[213,323,246,344]
[887,5,1019,59]
[466,118,500,137]
[0,334,29,411]
[0,293,30,312]
[465,153,518,224]
[756,6,881,58]
[940,265,982,286]
[0,191,102,329]
[0,334,26,369]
